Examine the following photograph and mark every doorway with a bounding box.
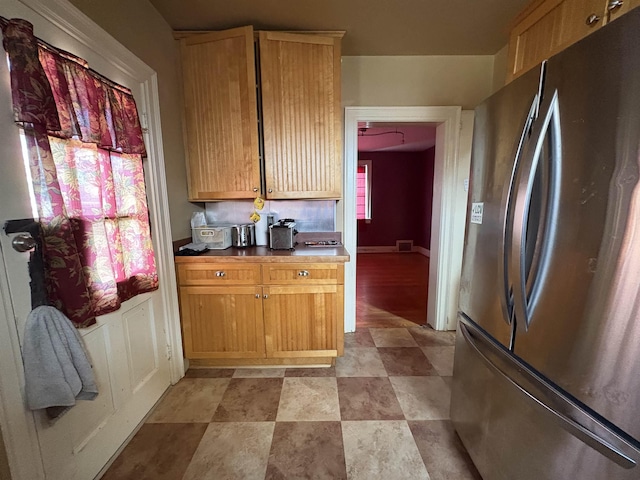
[355,122,436,328]
[342,107,474,333]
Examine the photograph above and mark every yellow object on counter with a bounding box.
[249,211,261,223]
[254,196,265,210]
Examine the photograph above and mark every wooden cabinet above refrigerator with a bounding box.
[506,0,639,83]
[179,26,343,201]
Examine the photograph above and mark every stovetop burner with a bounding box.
[304,240,340,247]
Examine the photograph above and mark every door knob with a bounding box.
[11,233,36,252]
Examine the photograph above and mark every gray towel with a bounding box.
[23,306,98,418]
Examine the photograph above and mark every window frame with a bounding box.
[357,159,372,221]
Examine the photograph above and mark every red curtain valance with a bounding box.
[1,17,146,156]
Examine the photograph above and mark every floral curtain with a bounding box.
[1,18,158,327]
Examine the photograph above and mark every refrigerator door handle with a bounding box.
[498,95,540,327]
[459,318,640,470]
[510,89,562,331]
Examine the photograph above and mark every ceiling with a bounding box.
[150,0,529,56]
[357,124,437,153]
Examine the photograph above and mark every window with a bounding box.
[2,17,157,327]
[357,160,372,220]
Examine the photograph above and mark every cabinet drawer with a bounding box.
[262,263,343,285]
[177,263,261,285]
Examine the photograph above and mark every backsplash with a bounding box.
[205,200,336,246]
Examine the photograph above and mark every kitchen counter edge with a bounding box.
[174,245,350,263]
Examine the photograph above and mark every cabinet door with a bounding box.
[179,286,265,358]
[259,32,342,199]
[263,285,344,357]
[180,26,261,200]
[507,0,604,81]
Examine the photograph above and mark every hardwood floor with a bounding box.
[356,253,430,328]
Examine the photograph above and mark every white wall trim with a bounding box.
[0,1,184,478]
[343,106,464,332]
[141,74,185,383]
[415,246,431,257]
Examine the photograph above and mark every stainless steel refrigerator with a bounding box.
[451,8,640,480]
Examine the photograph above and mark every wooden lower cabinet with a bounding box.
[263,285,344,358]
[179,285,265,359]
[176,261,345,365]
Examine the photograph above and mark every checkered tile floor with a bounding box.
[101,327,481,480]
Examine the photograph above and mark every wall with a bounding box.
[342,55,495,110]
[69,0,200,240]
[357,149,434,248]
[492,44,509,93]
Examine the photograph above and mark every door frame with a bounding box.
[0,0,184,478]
[341,106,473,332]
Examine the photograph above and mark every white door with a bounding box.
[0,1,175,479]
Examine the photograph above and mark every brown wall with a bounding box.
[357,148,435,248]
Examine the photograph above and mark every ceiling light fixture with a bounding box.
[358,128,405,144]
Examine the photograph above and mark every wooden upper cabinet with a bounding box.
[259,32,342,199]
[180,26,261,200]
[505,0,640,82]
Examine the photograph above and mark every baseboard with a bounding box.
[357,245,431,256]
[357,246,397,253]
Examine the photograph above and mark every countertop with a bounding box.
[174,245,350,263]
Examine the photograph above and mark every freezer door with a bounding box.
[452,317,640,480]
[511,8,640,442]
[459,66,541,348]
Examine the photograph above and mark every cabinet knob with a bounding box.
[607,0,624,11]
[298,270,310,277]
[585,13,601,26]
[255,293,260,299]
[263,294,269,299]
[215,271,226,277]
[268,188,273,193]
[253,187,258,192]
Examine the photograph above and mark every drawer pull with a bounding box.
[215,271,226,277]
[607,0,623,12]
[585,13,601,26]
[298,270,310,277]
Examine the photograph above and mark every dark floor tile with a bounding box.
[101,423,207,480]
[212,378,283,422]
[378,347,436,376]
[265,422,347,480]
[337,377,405,420]
[344,329,376,348]
[285,366,336,377]
[184,368,235,378]
[408,326,456,347]
[408,420,482,480]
